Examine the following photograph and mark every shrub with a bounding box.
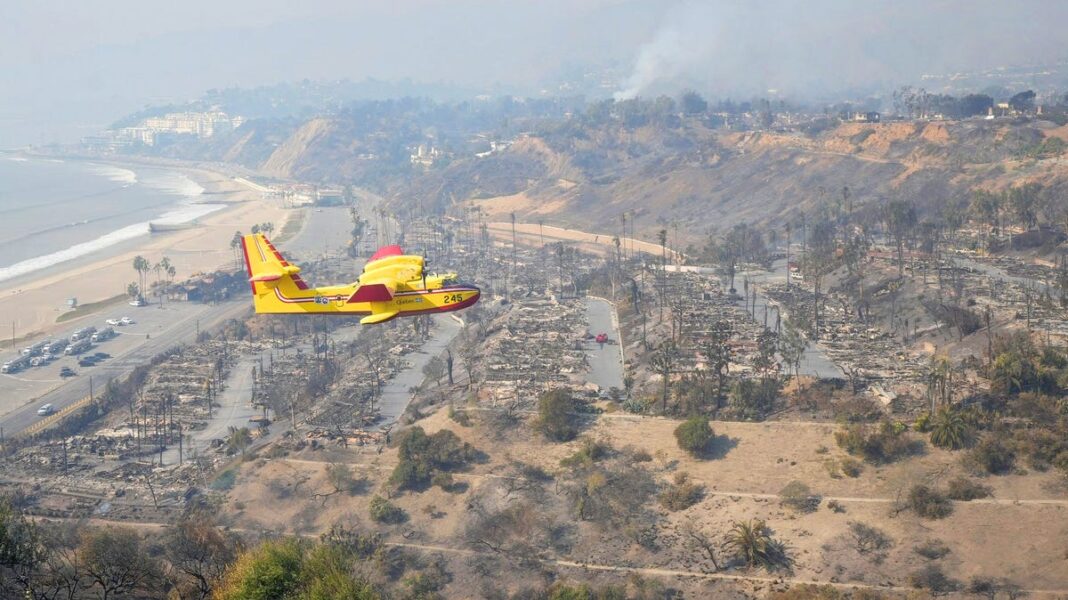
[929,407,974,450]
[838,457,863,478]
[214,539,305,600]
[780,481,820,513]
[834,421,916,464]
[537,389,581,442]
[963,434,1015,475]
[674,415,713,456]
[658,472,704,511]
[560,436,611,468]
[907,485,952,519]
[849,521,892,555]
[211,469,237,491]
[447,406,472,427]
[431,471,455,491]
[368,496,407,524]
[913,539,951,560]
[945,477,992,501]
[907,565,959,593]
[389,426,477,491]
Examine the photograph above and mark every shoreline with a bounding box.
[0,159,296,342]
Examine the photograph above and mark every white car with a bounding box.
[37,404,54,416]
[106,318,121,326]
[120,317,135,325]
[30,354,53,367]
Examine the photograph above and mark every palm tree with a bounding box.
[230,231,243,268]
[726,519,790,571]
[132,256,149,301]
[158,257,172,282]
[126,282,140,300]
[929,406,971,450]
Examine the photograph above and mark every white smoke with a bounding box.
[612,0,1068,101]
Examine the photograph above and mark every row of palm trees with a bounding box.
[130,255,177,301]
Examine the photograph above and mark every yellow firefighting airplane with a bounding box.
[241,233,480,324]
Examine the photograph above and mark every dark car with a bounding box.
[93,352,111,360]
[59,367,76,378]
[78,358,97,367]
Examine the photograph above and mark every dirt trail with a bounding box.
[31,515,1068,597]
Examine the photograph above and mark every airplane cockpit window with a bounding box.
[442,276,458,286]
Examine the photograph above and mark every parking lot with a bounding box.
[0,297,249,435]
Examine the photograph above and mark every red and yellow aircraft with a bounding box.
[241,233,480,324]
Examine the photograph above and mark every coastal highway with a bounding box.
[0,204,359,439]
[0,299,250,437]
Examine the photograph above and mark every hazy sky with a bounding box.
[2,0,1065,146]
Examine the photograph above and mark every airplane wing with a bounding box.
[348,280,395,302]
[359,245,424,284]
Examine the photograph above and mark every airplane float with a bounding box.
[241,233,480,324]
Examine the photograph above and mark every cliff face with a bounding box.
[139,112,1068,239]
[259,118,336,179]
[384,119,1068,240]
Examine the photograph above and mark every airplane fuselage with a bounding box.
[259,283,481,317]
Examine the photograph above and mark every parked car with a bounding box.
[93,352,111,360]
[59,367,76,378]
[78,357,97,367]
[37,404,55,416]
[120,317,135,325]
[106,318,121,326]
[30,354,54,367]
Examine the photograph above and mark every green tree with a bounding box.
[674,416,713,456]
[537,389,580,442]
[214,538,304,600]
[0,496,46,598]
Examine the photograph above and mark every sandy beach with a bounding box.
[0,165,293,340]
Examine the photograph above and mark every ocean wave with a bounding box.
[87,164,138,186]
[4,156,28,162]
[141,171,205,198]
[0,201,225,284]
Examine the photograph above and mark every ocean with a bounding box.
[0,156,224,284]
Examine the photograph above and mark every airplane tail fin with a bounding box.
[241,233,309,313]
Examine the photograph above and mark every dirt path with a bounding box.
[31,515,1068,597]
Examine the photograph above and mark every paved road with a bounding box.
[0,299,249,438]
[377,314,463,427]
[160,353,260,466]
[0,201,371,439]
[583,298,625,391]
[284,206,355,261]
[734,257,846,379]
